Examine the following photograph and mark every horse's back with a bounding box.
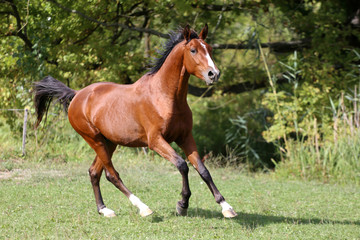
[69,82,127,119]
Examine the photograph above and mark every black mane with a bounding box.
[148,28,199,74]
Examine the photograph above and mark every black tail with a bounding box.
[34,76,76,127]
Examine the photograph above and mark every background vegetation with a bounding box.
[1,0,360,184]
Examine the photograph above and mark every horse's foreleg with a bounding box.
[178,134,237,218]
[149,136,191,216]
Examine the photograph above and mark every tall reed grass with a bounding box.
[275,89,360,184]
[259,46,360,184]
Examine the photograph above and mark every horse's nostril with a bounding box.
[208,71,214,78]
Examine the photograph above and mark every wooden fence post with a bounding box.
[22,108,29,156]
[142,147,148,155]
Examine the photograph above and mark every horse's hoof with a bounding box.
[222,208,238,218]
[140,207,153,217]
[176,202,188,216]
[99,207,116,218]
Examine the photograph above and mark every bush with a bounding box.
[261,50,360,184]
[190,92,277,169]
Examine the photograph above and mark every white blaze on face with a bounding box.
[200,42,218,74]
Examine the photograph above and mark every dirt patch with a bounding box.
[0,169,31,180]
[0,169,66,180]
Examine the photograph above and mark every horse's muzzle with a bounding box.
[206,70,221,85]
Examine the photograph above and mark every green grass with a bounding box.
[0,116,360,239]
[1,153,359,240]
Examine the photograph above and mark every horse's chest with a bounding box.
[161,111,192,143]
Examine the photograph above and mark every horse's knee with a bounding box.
[105,171,113,182]
[88,168,100,184]
[105,170,119,183]
[176,159,189,174]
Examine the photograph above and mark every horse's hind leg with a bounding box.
[88,144,117,217]
[103,168,153,217]
[84,135,153,217]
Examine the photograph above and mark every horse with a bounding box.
[34,24,237,218]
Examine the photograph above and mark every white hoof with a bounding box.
[222,208,238,218]
[129,194,152,217]
[140,207,153,217]
[99,207,116,218]
[220,201,237,218]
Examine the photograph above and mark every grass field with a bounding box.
[1,151,359,240]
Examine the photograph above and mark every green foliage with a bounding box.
[224,114,278,170]
[262,51,326,142]
[262,51,360,183]
[190,92,250,153]
[190,92,277,169]
[225,116,252,157]
[273,90,360,184]
[190,93,237,156]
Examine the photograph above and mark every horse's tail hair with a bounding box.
[34,76,76,128]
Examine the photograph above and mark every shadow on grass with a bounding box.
[187,208,360,229]
[150,213,165,223]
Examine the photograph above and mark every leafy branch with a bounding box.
[46,0,311,52]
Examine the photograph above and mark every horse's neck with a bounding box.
[154,45,189,103]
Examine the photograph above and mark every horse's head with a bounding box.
[182,24,220,86]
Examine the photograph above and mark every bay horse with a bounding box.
[34,24,237,218]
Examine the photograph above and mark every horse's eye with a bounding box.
[190,49,196,54]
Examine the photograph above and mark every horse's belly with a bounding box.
[97,118,148,147]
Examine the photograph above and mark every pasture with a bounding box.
[1,152,359,239]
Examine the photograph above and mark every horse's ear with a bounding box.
[183,24,191,42]
[199,23,208,40]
